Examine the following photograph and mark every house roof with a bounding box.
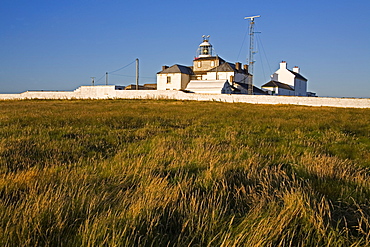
[143,83,157,89]
[261,80,294,91]
[207,63,244,72]
[207,62,249,74]
[253,86,269,95]
[185,80,230,94]
[207,62,235,72]
[234,82,269,95]
[288,70,308,81]
[157,64,194,75]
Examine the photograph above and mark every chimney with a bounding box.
[293,66,300,73]
[243,64,248,71]
[280,61,287,70]
[235,62,241,71]
[162,65,169,71]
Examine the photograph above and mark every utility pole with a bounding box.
[244,15,260,95]
[215,55,218,80]
[105,72,108,85]
[136,58,139,90]
[90,77,95,86]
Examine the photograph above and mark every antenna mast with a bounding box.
[244,15,260,95]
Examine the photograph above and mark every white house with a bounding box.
[156,65,193,90]
[262,61,308,96]
[157,36,267,95]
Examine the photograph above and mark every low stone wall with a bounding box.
[1,86,369,108]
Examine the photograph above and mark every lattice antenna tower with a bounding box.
[244,15,260,95]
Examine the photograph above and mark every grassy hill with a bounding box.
[0,99,369,246]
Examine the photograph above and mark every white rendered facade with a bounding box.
[2,86,368,108]
[202,71,234,81]
[262,85,294,96]
[186,80,233,94]
[157,72,190,90]
[267,61,308,96]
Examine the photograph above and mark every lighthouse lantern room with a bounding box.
[197,35,213,58]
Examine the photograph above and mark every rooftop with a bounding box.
[157,64,194,75]
[261,80,294,91]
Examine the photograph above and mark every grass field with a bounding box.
[0,99,369,246]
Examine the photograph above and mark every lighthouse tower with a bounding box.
[193,35,224,73]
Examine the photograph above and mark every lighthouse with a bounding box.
[197,35,213,57]
[157,35,257,94]
[193,35,224,73]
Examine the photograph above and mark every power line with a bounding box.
[237,30,249,62]
[110,74,135,77]
[110,73,155,79]
[95,74,106,83]
[256,33,272,78]
[93,60,137,85]
[257,37,267,83]
[109,60,136,74]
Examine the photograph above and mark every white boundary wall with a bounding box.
[1,86,369,108]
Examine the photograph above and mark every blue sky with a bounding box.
[1,0,369,97]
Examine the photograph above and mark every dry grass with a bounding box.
[0,99,369,246]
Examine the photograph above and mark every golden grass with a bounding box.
[0,99,369,246]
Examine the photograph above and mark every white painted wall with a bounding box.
[273,65,295,86]
[280,88,295,96]
[294,79,307,96]
[1,86,369,108]
[157,73,190,90]
[203,71,235,81]
[156,74,167,90]
[262,86,295,96]
[181,74,191,89]
[116,90,370,108]
[261,87,274,95]
[203,71,248,86]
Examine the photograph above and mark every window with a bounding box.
[211,61,215,67]
[197,61,201,68]
[167,76,171,84]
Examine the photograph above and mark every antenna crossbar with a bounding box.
[244,15,261,21]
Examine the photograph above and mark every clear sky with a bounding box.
[1,0,369,97]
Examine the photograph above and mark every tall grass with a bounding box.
[0,99,369,246]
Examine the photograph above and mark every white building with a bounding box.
[156,64,193,91]
[262,61,308,96]
[157,36,267,95]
